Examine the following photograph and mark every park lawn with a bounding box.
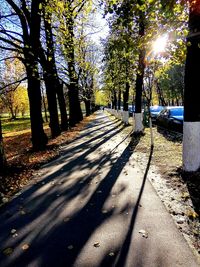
[2,117,50,136]
[2,118,31,134]
[0,114,95,200]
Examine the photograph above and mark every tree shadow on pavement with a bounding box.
[0,138,137,266]
[0,115,142,267]
[113,145,154,267]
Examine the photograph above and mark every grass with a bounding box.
[0,114,95,199]
[1,108,86,135]
[2,118,32,134]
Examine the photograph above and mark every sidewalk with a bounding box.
[0,111,199,267]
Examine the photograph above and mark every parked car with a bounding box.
[149,105,164,122]
[156,106,184,133]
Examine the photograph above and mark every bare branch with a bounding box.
[21,0,31,25]
[0,45,21,53]
[0,56,24,62]
[0,12,17,19]
[0,36,23,50]
[0,28,23,38]
[73,0,87,19]
[0,30,23,44]
[0,77,27,91]
[6,0,29,43]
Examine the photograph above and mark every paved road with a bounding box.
[0,111,199,267]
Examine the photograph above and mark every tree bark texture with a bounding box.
[43,73,61,138]
[0,119,6,171]
[26,66,48,150]
[118,90,121,110]
[43,8,68,131]
[65,7,83,127]
[184,1,200,122]
[123,82,129,111]
[183,0,200,171]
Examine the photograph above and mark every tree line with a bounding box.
[0,0,99,169]
[102,0,200,171]
[102,0,187,131]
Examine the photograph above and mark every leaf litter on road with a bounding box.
[139,229,149,238]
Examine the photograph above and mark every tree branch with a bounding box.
[0,36,23,50]
[73,0,87,19]
[0,45,21,53]
[0,12,17,19]
[0,77,27,92]
[21,0,31,26]
[0,56,24,62]
[0,28,23,38]
[0,30,23,44]
[6,0,29,43]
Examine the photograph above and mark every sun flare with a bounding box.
[153,35,168,54]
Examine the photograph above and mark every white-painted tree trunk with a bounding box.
[122,111,129,125]
[183,121,200,171]
[134,113,144,132]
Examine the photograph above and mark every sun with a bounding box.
[153,35,168,54]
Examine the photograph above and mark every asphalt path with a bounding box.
[0,111,199,267]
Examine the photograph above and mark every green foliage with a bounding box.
[157,63,184,104]
[2,118,31,133]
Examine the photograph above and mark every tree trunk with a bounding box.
[0,118,6,171]
[43,73,61,138]
[134,2,145,133]
[85,100,91,116]
[113,90,117,110]
[26,66,48,150]
[156,81,166,106]
[183,1,200,171]
[123,82,129,111]
[64,7,83,127]
[42,7,68,131]
[134,49,145,132]
[56,81,68,131]
[118,89,121,110]
[42,87,48,122]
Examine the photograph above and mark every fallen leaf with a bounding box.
[181,192,190,200]
[102,209,108,214]
[2,197,9,203]
[10,229,17,234]
[94,242,100,247]
[2,247,13,256]
[109,252,115,257]
[20,210,26,215]
[22,244,29,250]
[176,217,185,224]
[139,229,148,238]
[12,233,18,238]
[186,210,199,219]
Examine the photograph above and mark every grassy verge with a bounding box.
[0,114,95,202]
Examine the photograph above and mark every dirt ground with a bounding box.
[0,112,199,260]
[0,115,95,201]
[128,122,200,259]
